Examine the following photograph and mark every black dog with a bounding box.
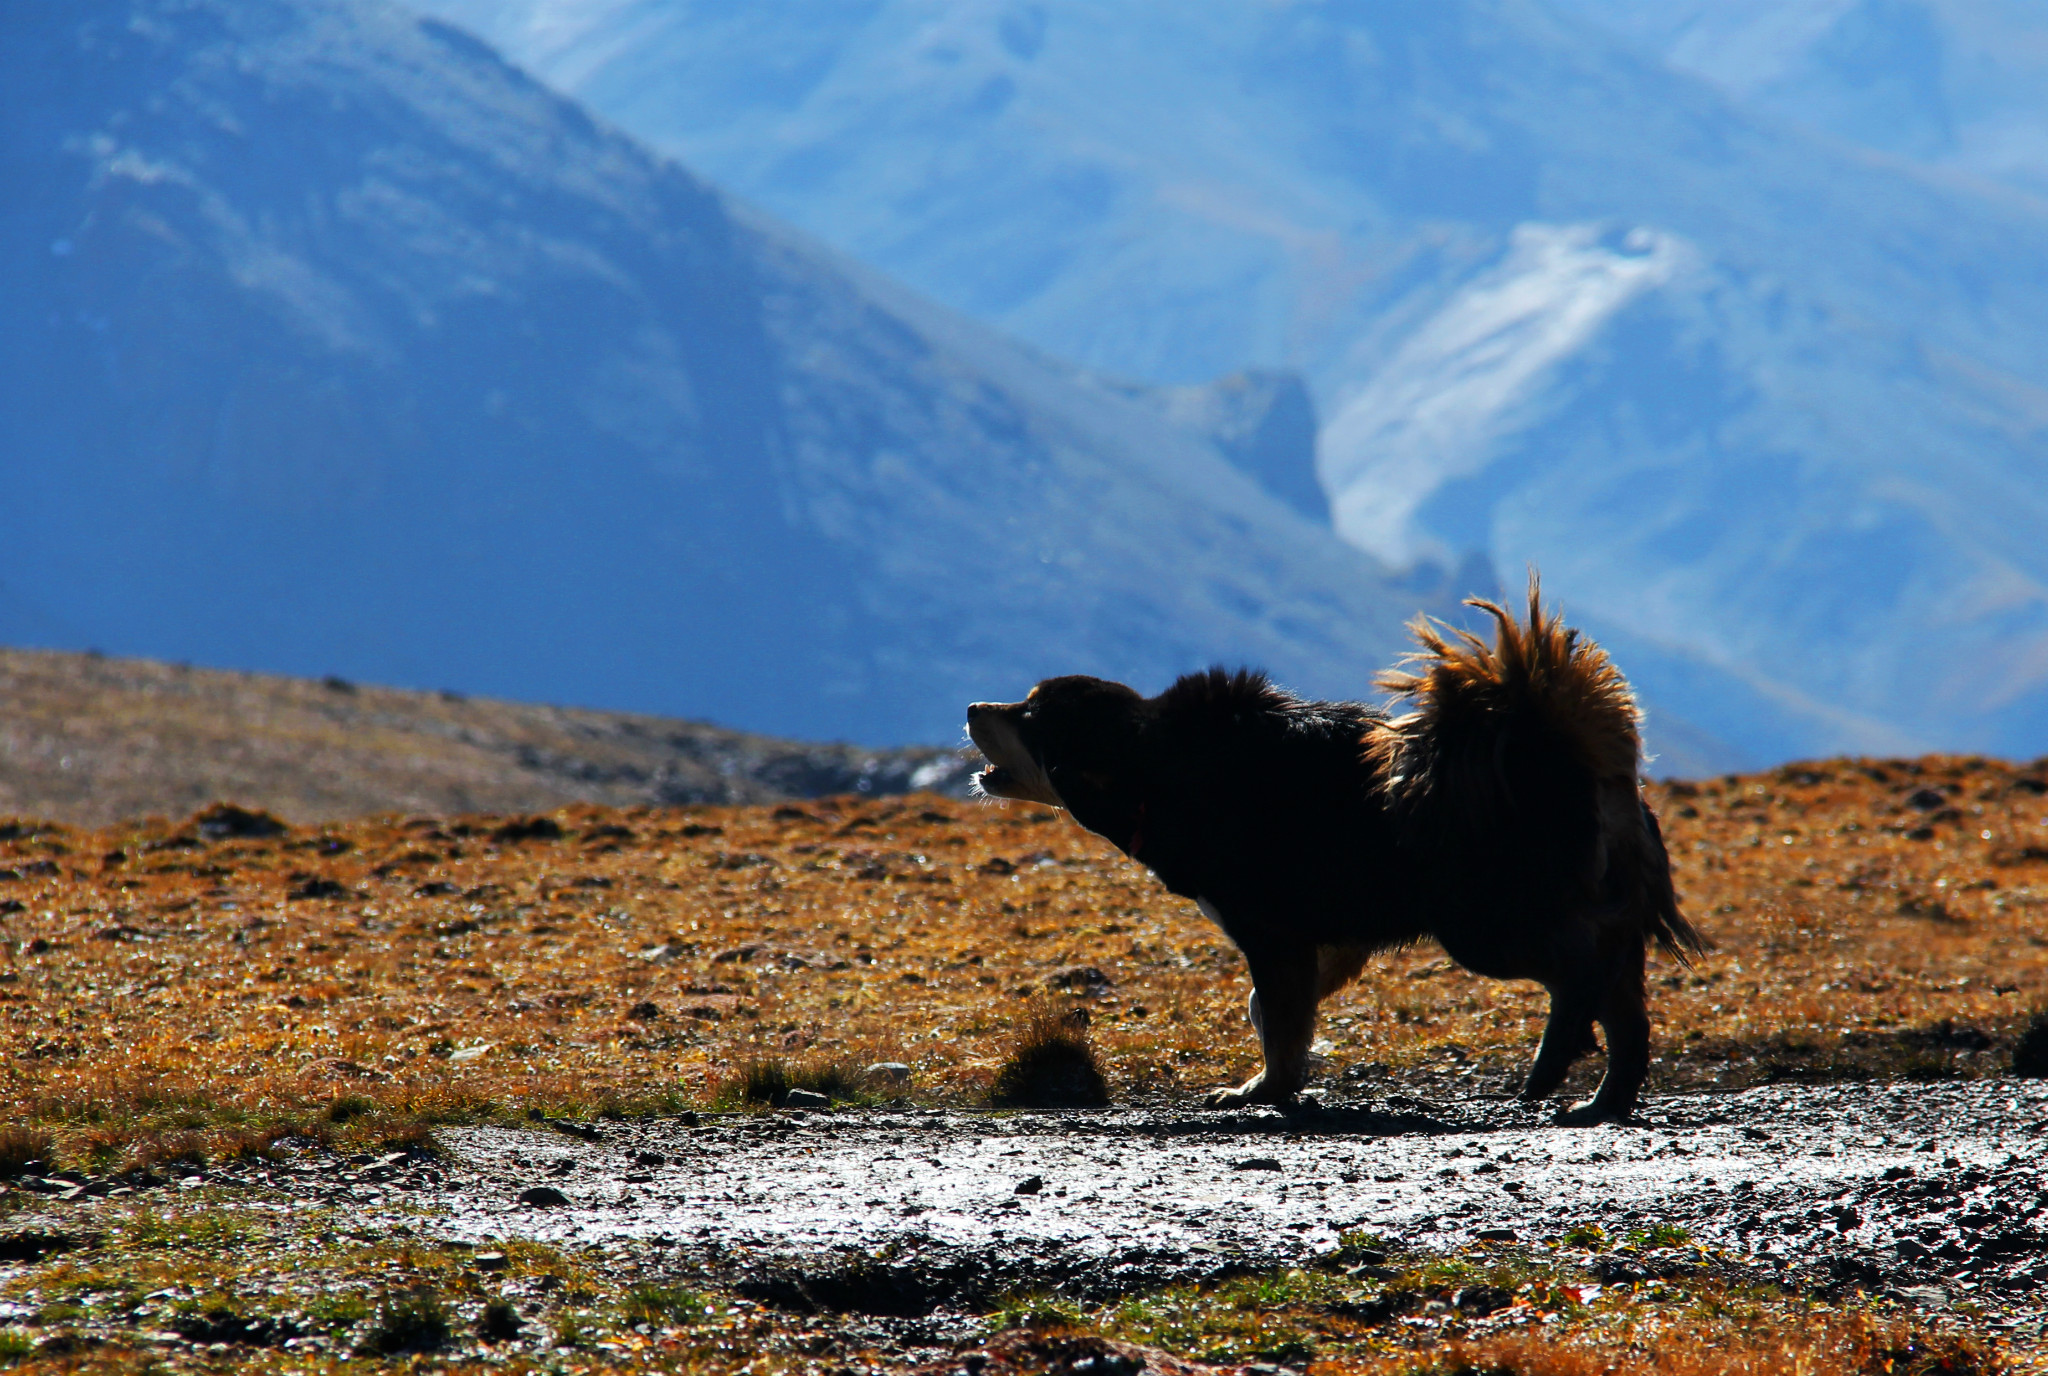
[966,583,1701,1122]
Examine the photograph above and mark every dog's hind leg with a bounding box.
[1208,946,1318,1108]
[1557,932,1650,1125]
[1521,985,1599,1104]
[1518,921,1600,1104]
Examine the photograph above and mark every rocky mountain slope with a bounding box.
[412,0,2048,763]
[1,0,1440,758]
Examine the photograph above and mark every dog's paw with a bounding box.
[1554,1098,1634,1126]
[1205,1075,1294,1109]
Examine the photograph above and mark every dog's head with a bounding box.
[966,676,1151,844]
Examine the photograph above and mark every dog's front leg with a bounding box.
[1206,948,1317,1108]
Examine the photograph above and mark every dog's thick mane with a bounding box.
[1156,666,1378,739]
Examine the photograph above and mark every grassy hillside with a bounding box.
[0,648,970,826]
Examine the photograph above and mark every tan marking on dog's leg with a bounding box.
[1208,949,1317,1108]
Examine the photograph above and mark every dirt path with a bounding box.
[325,1081,2048,1315]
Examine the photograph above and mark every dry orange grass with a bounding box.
[2,754,2046,1159]
[1320,1311,2009,1376]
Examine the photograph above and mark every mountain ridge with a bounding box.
[405,0,2048,761]
[2,0,1456,759]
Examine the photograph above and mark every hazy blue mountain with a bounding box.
[411,0,2048,761]
[1552,0,2048,200]
[2,0,1458,752]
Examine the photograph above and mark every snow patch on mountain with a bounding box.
[1322,223,1689,569]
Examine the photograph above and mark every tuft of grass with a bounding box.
[1396,1312,2013,1376]
[1106,1273,1326,1366]
[323,1095,376,1125]
[0,1329,33,1364]
[126,1129,207,1174]
[992,1292,1089,1332]
[364,1288,450,1356]
[217,1126,288,1161]
[306,1292,372,1333]
[1332,1230,1399,1266]
[369,1119,442,1156]
[0,1127,53,1179]
[989,996,1110,1108]
[1625,1222,1693,1250]
[553,1308,598,1348]
[1850,1317,2010,1376]
[476,1297,522,1343]
[1558,1223,1608,1250]
[121,1205,262,1253]
[619,1284,707,1328]
[725,1057,866,1107]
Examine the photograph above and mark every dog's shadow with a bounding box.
[1038,1098,1513,1139]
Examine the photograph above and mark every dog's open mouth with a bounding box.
[972,762,1013,795]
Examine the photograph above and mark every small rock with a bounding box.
[632,1150,667,1168]
[1015,1175,1045,1195]
[0,1231,76,1263]
[472,1251,509,1272]
[1591,1254,1652,1283]
[193,804,287,841]
[1895,1284,1949,1308]
[1474,1227,1517,1242]
[517,1186,570,1208]
[1454,1284,1513,1315]
[782,1089,830,1109]
[625,1001,661,1021]
[300,1057,383,1082]
[491,816,563,843]
[1232,1158,1282,1172]
[1046,965,1113,995]
[864,1062,913,1087]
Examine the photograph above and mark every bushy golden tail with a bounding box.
[1369,576,1703,962]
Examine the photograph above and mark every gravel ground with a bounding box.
[7,1081,2047,1365]
[215,1081,2046,1322]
